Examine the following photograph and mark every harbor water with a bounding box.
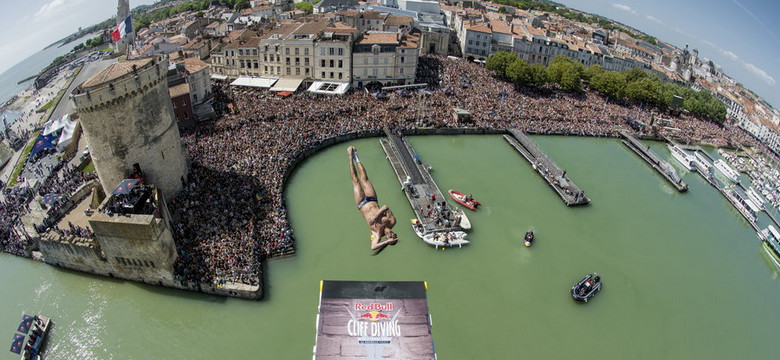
[1,135,778,359]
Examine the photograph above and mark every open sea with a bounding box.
[0,33,98,130]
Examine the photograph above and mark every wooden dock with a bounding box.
[620,131,688,192]
[504,129,589,206]
[380,130,469,244]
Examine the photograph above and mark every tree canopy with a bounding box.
[294,1,314,14]
[484,51,727,123]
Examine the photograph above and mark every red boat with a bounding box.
[448,190,481,211]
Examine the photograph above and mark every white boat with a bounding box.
[759,225,780,269]
[423,231,469,248]
[667,144,694,171]
[714,159,740,183]
[726,187,757,223]
[691,151,712,172]
[746,187,766,207]
[453,208,471,230]
[411,219,470,248]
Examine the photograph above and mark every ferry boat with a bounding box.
[524,231,534,247]
[571,273,602,303]
[667,144,694,171]
[9,315,51,360]
[714,159,740,183]
[692,151,712,172]
[726,187,758,223]
[758,225,780,269]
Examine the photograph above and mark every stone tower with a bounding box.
[116,0,134,53]
[71,56,187,199]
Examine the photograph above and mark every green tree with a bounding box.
[590,71,626,99]
[546,55,583,91]
[498,7,508,14]
[235,0,250,10]
[583,64,604,82]
[506,58,530,84]
[486,51,518,77]
[527,64,548,87]
[295,1,314,14]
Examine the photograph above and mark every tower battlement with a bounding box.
[72,56,167,112]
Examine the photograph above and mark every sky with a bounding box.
[0,0,157,73]
[0,0,778,108]
[557,0,780,108]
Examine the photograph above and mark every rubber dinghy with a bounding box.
[448,189,481,211]
[571,273,602,303]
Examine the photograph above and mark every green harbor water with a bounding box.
[1,135,778,359]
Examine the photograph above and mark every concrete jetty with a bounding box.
[380,130,470,246]
[620,130,687,192]
[504,129,590,206]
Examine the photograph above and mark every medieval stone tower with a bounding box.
[71,56,187,199]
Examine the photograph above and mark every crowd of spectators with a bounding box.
[167,54,763,288]
[0,187,33,255]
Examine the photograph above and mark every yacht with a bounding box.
[667,144,694,171]
[714,159,740,183]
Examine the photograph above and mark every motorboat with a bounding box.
[571,273,602,303]
[667,144,694,171]
[713,159,740,183]
[448,189,481,211]
[524,231,534,247]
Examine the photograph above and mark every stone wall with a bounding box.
[38,234,110,276]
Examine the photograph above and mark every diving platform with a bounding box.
[620,130,688,192]
[380,130,470,247]
[504,129,590,206]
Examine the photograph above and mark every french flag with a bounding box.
[112,16,133,42]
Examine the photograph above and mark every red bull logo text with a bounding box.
[354,302,393,312]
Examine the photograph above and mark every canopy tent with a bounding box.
[210,73,228,80]
[230,76,277,88]
[56,117,78,152]
[112,178,140,195]
[42,114,69,136]
[269,78,304,92]
[307,81,350,95]
[40,193,62,205]
[28,134,58,159]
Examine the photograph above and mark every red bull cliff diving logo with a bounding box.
[346,302,402,337]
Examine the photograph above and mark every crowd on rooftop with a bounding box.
[165,54,762,287]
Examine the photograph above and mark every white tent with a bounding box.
[43,114,69,136]
[269,78,304,92]
[230,76,277,88]
[56,118,78,152]
[307,81,350,95]
[210,73,228,80]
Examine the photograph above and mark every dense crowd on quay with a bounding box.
[166,54,762,287]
